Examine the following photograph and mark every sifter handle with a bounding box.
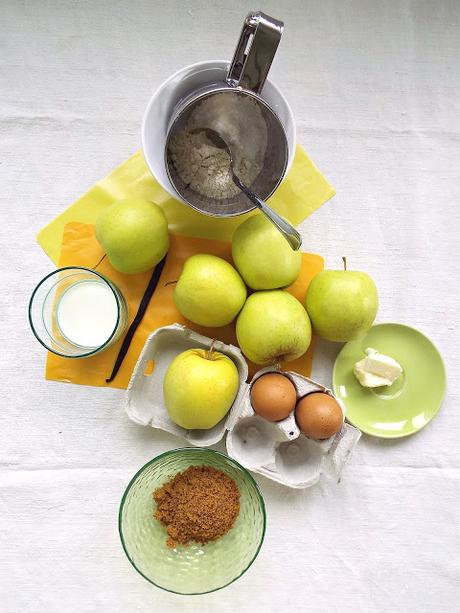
[227,11,284,94]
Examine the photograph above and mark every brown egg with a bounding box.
[295,392,343,439]
[250,373,297,422]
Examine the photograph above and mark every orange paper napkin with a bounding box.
[46,222,324,389]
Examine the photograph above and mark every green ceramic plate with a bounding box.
[332,323,446,438]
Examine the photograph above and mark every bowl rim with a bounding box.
[118,447,267,595]
[141,59,297,196]
[28,266,124,358]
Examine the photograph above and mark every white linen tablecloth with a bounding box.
[1,1,459,611]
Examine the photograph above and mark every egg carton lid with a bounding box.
[126,324,248,447]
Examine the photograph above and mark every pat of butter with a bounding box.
[353,348,403,388]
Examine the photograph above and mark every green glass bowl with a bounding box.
[119,448,266,594]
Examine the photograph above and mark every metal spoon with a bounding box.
[203,128,302,251]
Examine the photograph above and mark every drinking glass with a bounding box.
[29,266,128,358]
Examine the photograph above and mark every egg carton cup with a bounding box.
[126,324,361,488]
[126,324,248,447]
[226,367,361,488]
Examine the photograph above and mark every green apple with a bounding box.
[163,347,239,429]
[306,258,378,342]
[174,254,247,327]
[95,198,169,274]
[232,214,302,289]
[236,290,311,365]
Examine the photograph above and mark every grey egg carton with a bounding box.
[126,324,361,488]
[226,367,361,489]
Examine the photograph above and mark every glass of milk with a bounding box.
[29,267,128,357]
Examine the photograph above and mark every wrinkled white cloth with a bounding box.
[1,1,459,612]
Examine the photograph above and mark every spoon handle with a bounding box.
[232,175,302,251]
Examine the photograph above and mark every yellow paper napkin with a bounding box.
[37,146,335,264]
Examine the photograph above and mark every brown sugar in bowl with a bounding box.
[119,447,266,595]
[153,465,240,548]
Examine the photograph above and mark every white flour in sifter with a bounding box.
[168,92,267,200]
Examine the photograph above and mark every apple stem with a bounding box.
[163,280,177,287]
[207,339,216,360]
[342,256,347,271]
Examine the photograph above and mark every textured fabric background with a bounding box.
[1,1,459,612]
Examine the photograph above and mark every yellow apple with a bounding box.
[232,215,301,289]
[95,198,169,274]
[236,290,311,365]
[174,254,247,327]
[163,347,239,429]
[306,258,378,341]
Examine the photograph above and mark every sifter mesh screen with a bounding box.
[166,89,288,217]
